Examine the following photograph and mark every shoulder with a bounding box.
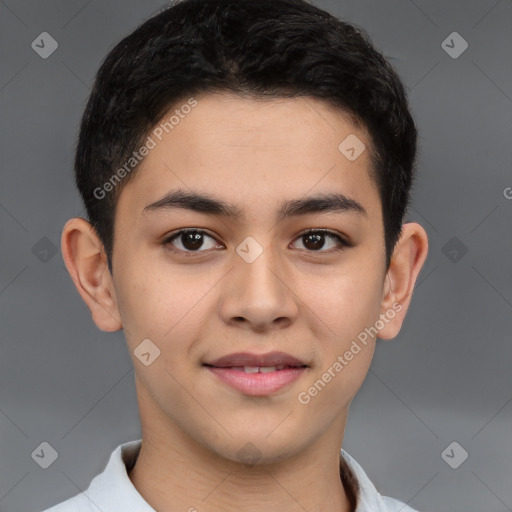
[40,492,97,512]
[40,439,149,512]
[381,495,419,511]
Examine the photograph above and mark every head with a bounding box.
[75,0,418,274]
[62,0,427,466]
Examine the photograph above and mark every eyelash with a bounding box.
[161,228,351,257]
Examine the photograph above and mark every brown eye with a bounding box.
[164,229,221,254]
[293,230,348,252]
[302,232,326,250]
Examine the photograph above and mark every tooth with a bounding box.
[259,366,277,373]
[231,367,244,371]
[276,365,286,370]
[244,366,259,373]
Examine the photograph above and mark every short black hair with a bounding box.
[75,0,418,273]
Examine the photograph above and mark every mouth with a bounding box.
[207,364,304,373]
[205,351,308,369]
[204,351,308,396]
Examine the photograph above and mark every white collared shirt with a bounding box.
[40,439,419,512]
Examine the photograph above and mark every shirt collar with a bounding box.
[83,438,411,512]
[341,449,400,511]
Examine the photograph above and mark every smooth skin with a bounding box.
[61,93,428,512]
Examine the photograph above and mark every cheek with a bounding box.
[298,276,380,415]
[302,261,384,344]
[113,260,214,352]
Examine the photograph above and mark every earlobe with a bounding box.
[378,222,429,340]
[61,218,122,332]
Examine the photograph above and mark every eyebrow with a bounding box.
[142,188,367,222]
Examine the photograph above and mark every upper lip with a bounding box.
[205,351,307,368]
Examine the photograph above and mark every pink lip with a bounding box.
[207,367,307,396]
[204,351,308,396]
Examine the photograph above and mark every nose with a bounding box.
[219,241,298,332]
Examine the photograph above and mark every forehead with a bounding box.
[115,93,381,225]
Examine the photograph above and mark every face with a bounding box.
[110,93,390,463]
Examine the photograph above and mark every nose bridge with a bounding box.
[241,243,282,296]
[221,236,297,328]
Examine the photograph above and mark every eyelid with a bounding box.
[298,228,352,245]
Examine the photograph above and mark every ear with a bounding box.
[61,217,122,332]
[377,222,429,340]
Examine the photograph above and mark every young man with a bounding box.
[44,0,428,510]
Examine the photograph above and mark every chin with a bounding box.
[202,428,310,466]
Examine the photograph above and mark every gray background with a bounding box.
[0,0,511,511]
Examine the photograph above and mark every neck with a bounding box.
[128,381,355,512]
[129,438,353,512]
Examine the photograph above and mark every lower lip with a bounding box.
[207,366,307,396]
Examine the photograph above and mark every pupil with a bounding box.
[304,233,324,250]
[183,232,203,250]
